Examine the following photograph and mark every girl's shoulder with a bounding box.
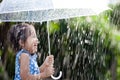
[16,49,30,59]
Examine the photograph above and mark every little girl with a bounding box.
[8,23,54,80]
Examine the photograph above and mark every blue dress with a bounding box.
[14,49,40,80]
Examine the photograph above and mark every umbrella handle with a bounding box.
[47,21,62,79]
[51,71,62,80]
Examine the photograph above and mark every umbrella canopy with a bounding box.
[0,0,110,22]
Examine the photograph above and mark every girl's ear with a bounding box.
[19,39,24,47]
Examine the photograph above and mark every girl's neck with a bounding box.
[22,48,35,55]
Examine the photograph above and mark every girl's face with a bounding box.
[23,25,39,54]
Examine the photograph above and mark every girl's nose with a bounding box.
[36,38,39,44]
[37,41,40,44]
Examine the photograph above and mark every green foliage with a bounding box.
[35,14,113,79]
[5,47,15,79]
[49,21,60,34]
[0,50,2,58]
[0,65,4,73]
[117,55,120,79]
[110,4,120,28]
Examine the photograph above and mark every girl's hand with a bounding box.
[42,55,55,78]
[43,55,54,67]
[42,65,55,77]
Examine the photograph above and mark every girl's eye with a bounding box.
[31,34,37,38]
[32,34,35,37]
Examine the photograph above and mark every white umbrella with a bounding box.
[0,0,110,79]
[0,0,109,22]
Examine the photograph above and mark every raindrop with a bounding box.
[72,53,79,69]
[78,33,80,37]
[58,39,60,42]
[83,30,85,34]
[85,39,89,44]
[2,46,4,50]
[67,28,70,39]
[93,53,96,60]
[81,41,83,45]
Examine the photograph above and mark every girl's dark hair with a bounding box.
[8,23,32,52]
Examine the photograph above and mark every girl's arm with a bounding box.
[20,53,53,80]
